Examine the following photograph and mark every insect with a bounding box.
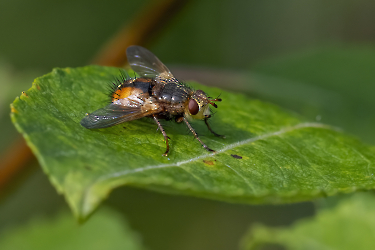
[81,46,224,156]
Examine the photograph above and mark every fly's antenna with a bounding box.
[208,94,222,108]
[209,101,218,108]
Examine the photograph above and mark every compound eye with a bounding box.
[188,99,199,115]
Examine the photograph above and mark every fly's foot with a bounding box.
[162,136,170,156]
[205,147,216,154]
[204,118,225,138]
[211,131,225,138]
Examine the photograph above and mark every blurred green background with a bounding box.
[1,0,375,249]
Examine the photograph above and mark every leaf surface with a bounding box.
[0,208,144,250]
[11,66,375,219]
[241,193,375,250]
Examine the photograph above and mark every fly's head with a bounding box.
[185,90,221,120]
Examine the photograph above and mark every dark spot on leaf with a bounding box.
[231,154,242,159]
[84,165,92,171]
[22,91,28,97]
[203,160,214,165]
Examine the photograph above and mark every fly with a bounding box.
[81,46,224,156]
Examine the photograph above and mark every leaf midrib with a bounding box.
[94,122,333,180]
[79,122,333,212]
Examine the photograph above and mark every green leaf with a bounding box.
[0,208,145,250]
[241,193,375,250]
[11,65,375,219]
[251,45,375,144]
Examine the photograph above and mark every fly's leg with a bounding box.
[153,115,170,156]
[204,118,225,138]
[183,117,215,153]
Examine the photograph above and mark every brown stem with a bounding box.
[0,137,35,194]
[91,0,189,66]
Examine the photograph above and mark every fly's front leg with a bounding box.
[153,115,170,156]
[204,118,225,138]
[183,117,215,153]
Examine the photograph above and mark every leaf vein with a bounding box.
[80,123,334,214]
[327,133,374,180]
[96,123,332,181]
[283,139,331,188]
[224,164,256,192]
[94,123,333,182]
[179,167,208,188]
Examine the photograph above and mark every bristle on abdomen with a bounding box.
[107,70,134,100]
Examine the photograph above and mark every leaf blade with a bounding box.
[0,208,145,250]
[11,65,375,219]
[241,193,375,250]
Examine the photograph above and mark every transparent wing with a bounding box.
[80,103,157,129]
[126,45,174,79]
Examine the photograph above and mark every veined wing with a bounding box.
[126,45,174,79]
[80,103,158,129]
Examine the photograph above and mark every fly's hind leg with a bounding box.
[204,118,225,138]
[183,117,215,153]
[153,115,170,156]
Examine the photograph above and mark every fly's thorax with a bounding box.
[156,80,191,104]
[184,90,211,120]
